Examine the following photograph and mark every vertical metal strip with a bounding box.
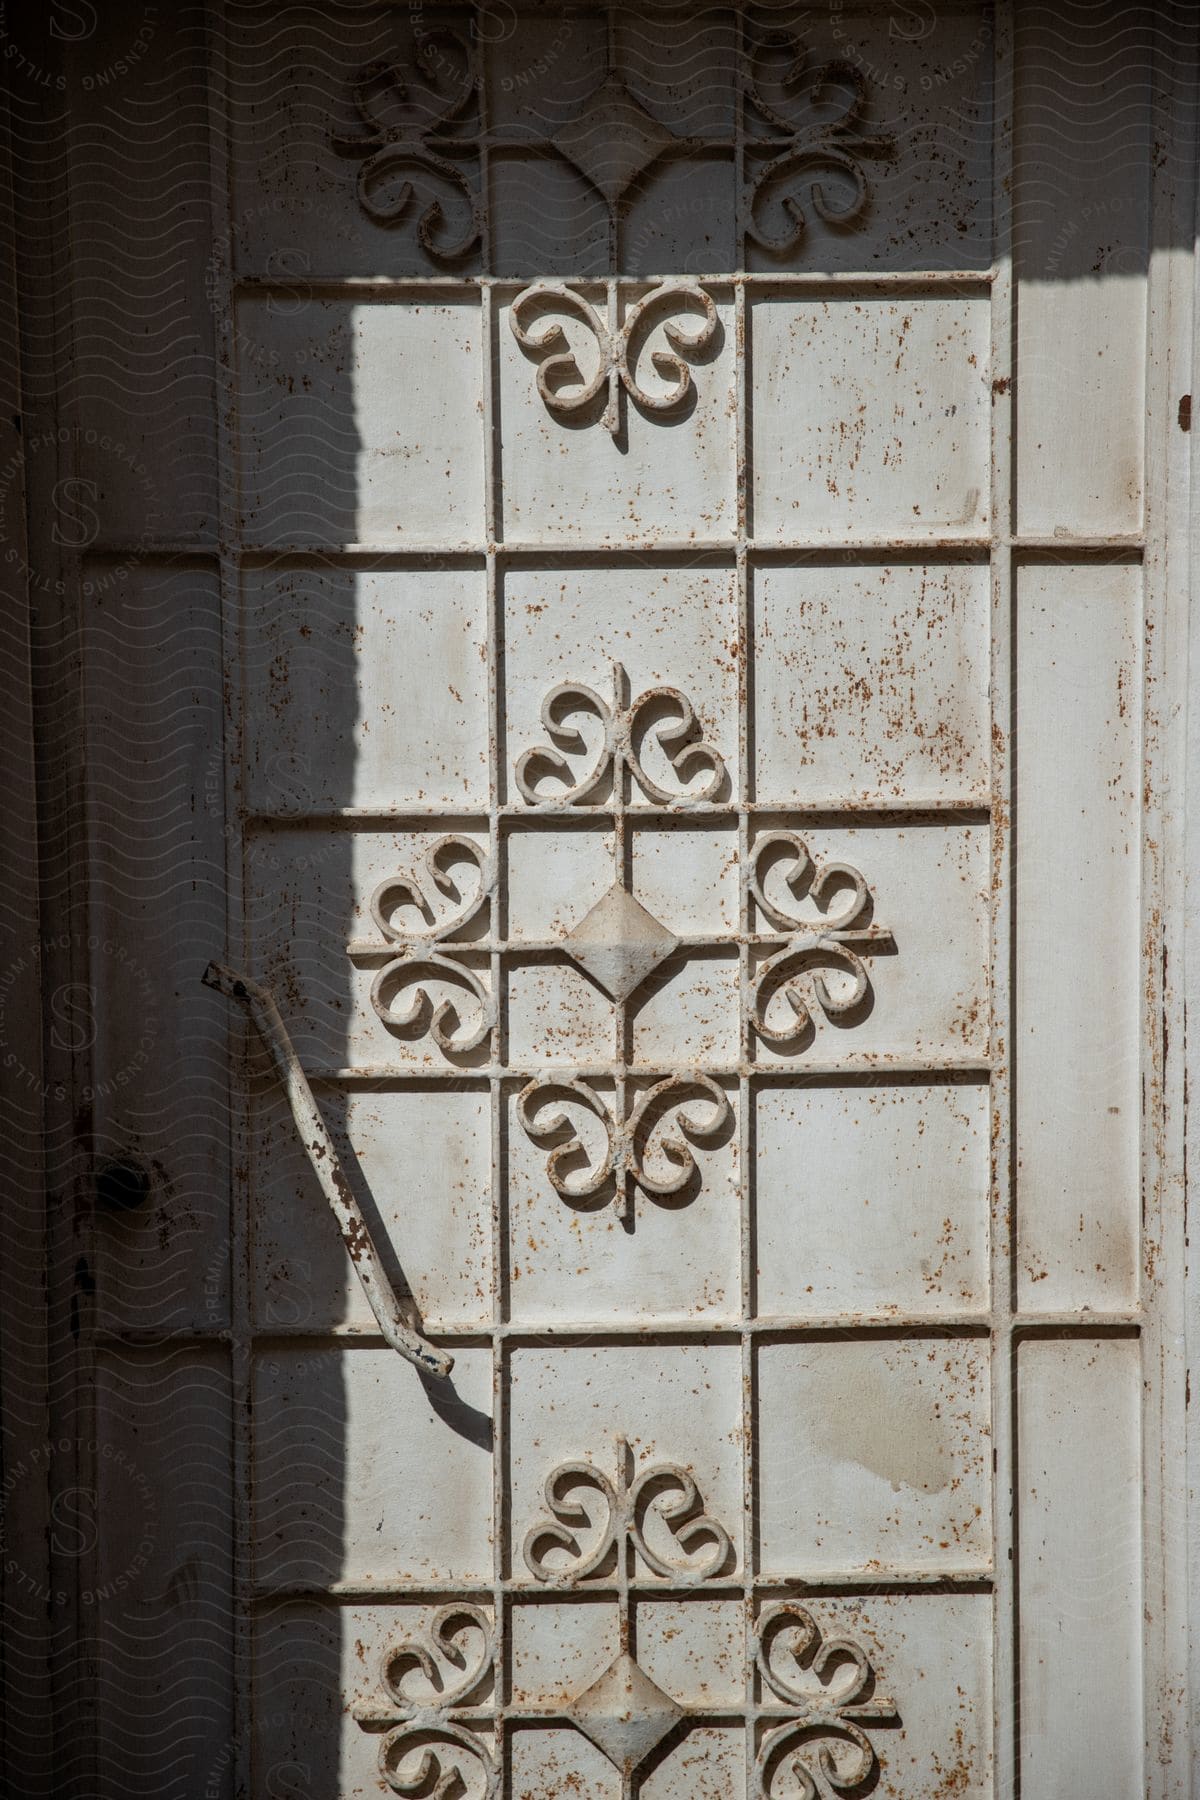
[480,257,507,1786]
[0,85,51,1792]
[606,6,619,276]
[1140,7,1196,1792]
[734,24,755,1770]
[4,17,85,1787]
[734,8,746,276]
[203,5,251,1791]
[1183,63,1200,1794]
[47,50,96,1794]
[734,269,754,1789]
[988,3,1017,1794]
[476,0,493,280]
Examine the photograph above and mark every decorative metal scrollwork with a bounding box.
[355,1604,500,1800]
[516,661,726,806]
[744,31,894,258]
[749,832,887,1047]
[381,1604,495,1712]
[367,835,495,1055]
[332,28,894,271]
[332,36,481,259]
[753,1604,895,1800]
[351,1564,899,1793]
[523,1448,733,1586]
[518,1074,731,1222]
[510,282,719,436]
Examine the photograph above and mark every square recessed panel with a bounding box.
[755,1082,990,1318]
[253,1601,346,1797]
[507,1084,739,1324]
[635,1599,744,1708]
[498,289,736,544]
[508,1345,743,1581]
[505,825,614,941]
[510,1600,618,1708]
[511,1729,619,1800]
[630,951,741,1066]
[757,1337,991,1576]
[752,561,991,804]
[751,296,990,541]
[750,822,990,1066]
[251,1083,492,1333]
[242,563,489,811]
[507,961,615,1064]
[237,298,485,546]
[252,1346,493,1587]
[641,1728,744,1800]
[614,10,738,138]
[631,824,739,937]
[502,566,739,805]
[487,10,608,133]
[490,153,611,280]
[622,154,738,277]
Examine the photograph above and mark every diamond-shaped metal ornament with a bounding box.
[563,882,678,1002]
[566,1650,685,1774]
[551,73,677,207]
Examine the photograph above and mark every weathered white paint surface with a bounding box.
[27,4,1191,1798]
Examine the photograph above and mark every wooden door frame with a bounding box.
[1,13,97,1791]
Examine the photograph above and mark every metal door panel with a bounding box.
[9,4,1190,1797]
[213,8,1167,1795]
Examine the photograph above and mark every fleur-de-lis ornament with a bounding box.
[518,1073,732,1223]
[331,36,482,259]
[753,1602,896,1799]
[366,835,495,1056]
[510,279,719,437]
[516,661,727,807]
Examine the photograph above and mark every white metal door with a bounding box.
[17,4,1193,1797]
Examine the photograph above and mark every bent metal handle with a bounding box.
[202,961,453,1380]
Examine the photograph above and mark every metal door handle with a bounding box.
[202,961,453,1379]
